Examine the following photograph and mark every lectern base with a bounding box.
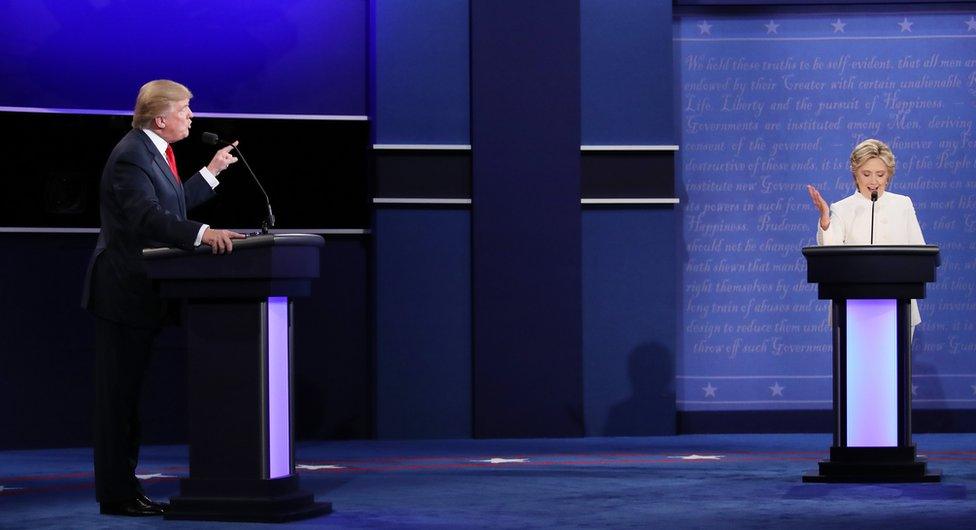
[164,475,332,523]
[803,466,942,483]
[802,445,942,483]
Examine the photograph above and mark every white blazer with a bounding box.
[816,191,925,326]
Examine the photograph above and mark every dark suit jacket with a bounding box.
[82,129,215,327]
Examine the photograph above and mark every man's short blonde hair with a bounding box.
[131,80,192,129]
[850,138,896,187]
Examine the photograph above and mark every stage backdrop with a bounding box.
[675,8,976,413]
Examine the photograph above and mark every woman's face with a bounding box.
[854,157,889,200]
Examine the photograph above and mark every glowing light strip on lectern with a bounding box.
[268,297,290,478]
[846,299,897,447]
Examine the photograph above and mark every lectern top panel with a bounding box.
[802,245,939,258]
[803,244,939,298]
[143,233,324,260]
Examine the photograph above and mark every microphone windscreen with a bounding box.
[201,132,219,145]
[871,191,878,202]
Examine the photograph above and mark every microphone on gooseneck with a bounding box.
[870,190,878,245]
[201,132,276,234]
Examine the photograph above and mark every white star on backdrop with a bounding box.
[698,21,713,35]
[970,383,976,396]
[831,19,847,33]
[912,384,919,397]
[134,473,175,480]
[769,382,785,397]
[966,16,976,31]
[471,458,529,464]
[764,20,780,34]
[297,464,346,470]
[702,382,717,397]
[0,485,24,492]
[667,454,724,460]
[898,18,914,32]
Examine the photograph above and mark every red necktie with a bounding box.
[164,144,182,184]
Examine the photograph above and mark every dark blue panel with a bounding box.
[0,1,365,115]
[294,237,372,440]
[0,234,100,449]
[374,209,471,438]
[0,234,189,449]
[581,0,673,144]
[471,1,582,438]
[373,0,470,143]
[582,208,677,436]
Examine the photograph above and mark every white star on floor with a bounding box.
[702,383,717,397]
[898,18,914,32]
[667,454,724,461]
[471,458,529,464]
[698,21,713,35]
[831,19,846,33]
[967,16,976,31]
[297,464,346,470]
[135,473,175,480]
[764,20,780,34]
[769,382,785,397]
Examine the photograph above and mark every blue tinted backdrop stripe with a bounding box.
[581,0,674,144]
[374,209,472,439]
[373,0,470,144]
[582,208,678,436]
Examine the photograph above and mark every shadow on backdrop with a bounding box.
[604,342,675,436]
[911,327,952,432]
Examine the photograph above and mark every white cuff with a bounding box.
[194,224,209,247]
[200,167,220,189]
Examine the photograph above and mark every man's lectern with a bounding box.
[143,233,332,521]
[802,245,940,483]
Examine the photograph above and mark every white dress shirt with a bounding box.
[816,190,925,325]
[142,129,219,246]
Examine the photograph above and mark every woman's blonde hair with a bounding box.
[131,79,192,129]
[849,138,896,188]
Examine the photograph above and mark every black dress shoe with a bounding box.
[99,498,165,516]
[136,493,169,511]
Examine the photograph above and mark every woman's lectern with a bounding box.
[802,245,940,482]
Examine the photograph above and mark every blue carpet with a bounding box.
[2,434,976,528]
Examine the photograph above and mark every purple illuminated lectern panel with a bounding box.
[267,296,290,479]
[845,299,897,447]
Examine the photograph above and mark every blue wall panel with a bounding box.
[374,209,471,438]
[470,0,583,438]
[373,0,470,143]
[294,237,373,440]
[582,208,677,436]
[0,0,365,115]
[581,0,674,144]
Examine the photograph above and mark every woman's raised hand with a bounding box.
[806,185,830,231]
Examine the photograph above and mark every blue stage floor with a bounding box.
[2,434,976,528]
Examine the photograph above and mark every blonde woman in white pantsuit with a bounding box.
[806,138,926,328]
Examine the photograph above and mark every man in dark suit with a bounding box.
[82,79,244,516]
